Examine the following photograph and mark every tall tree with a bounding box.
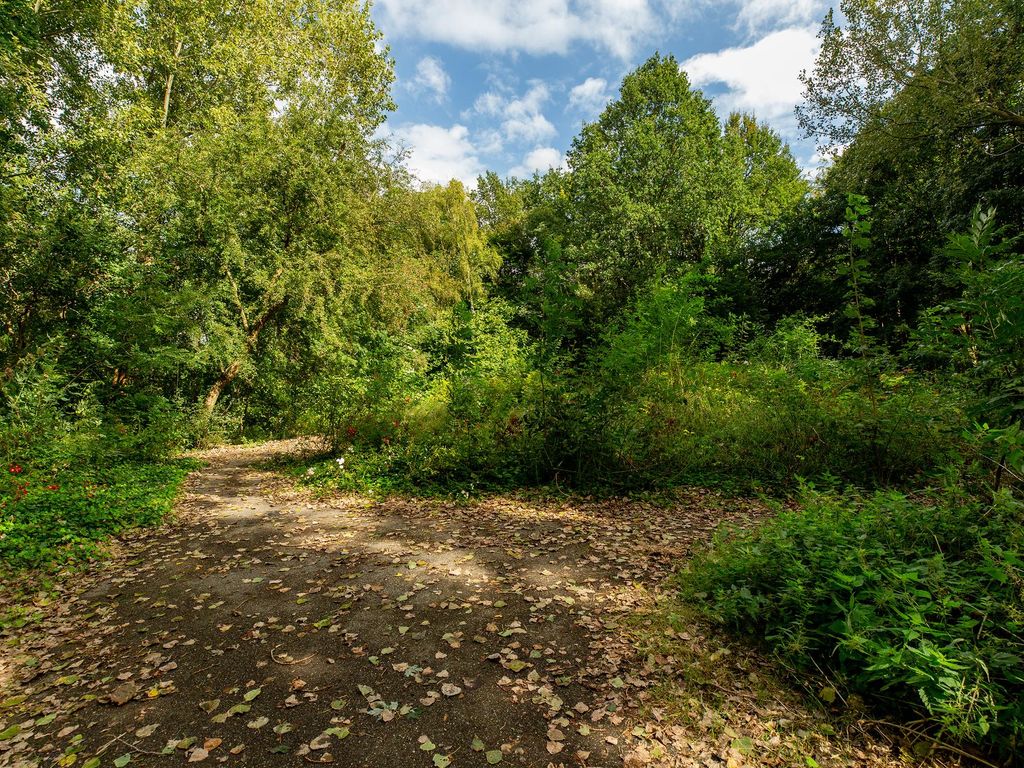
[110,1,396,415]
[799,0,1024,154]
[555,54,726,328]
[794,0,1024,341]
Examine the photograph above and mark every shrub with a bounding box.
[577,305,963,490]
[0,350,193,571]
[679,485,1024,755]
[303,300,550,491]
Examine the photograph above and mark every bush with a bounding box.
[576,302,964,490]
[303,300,550,491]
[0,352,193,571]
[679,486,1024,755]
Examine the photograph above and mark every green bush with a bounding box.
[303,300,550,491]
[573,288,964,489]
[0,353,194,571]
[679,486,1024,755]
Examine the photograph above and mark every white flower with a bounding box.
[335,457,345,468]
[305,467,315,477]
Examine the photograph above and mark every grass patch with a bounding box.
[0,459,198,572]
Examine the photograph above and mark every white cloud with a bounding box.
[682,26,820,131]
[410,56,451,102]
[375,0,692,59]
[510,146,565,178]
[568,77,610,115]
[733,0,828,36]
[472,82,556,145]
[388,123,484,186]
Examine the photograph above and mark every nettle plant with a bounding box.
[918,208,1024,491]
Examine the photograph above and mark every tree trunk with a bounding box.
[202,295,287,416]
[203,360,241,416]
[162,40,183,128]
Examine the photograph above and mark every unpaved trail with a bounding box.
[0,443,950,768]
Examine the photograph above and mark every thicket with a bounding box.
[2,0,1023,758]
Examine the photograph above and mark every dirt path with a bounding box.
[0,443,946,768]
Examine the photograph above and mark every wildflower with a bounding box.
[9,465,23,474]
[47,484,59,491]
[305,467,315,477]
[335,457,345,468]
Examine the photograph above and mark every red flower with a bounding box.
[9,465,23,474]
[346,426,357,438]
[47,484,60,491]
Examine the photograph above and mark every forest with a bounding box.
[1,0,1023,766]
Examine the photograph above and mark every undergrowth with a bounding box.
[0,459,197,572]
[678,485,1024,759]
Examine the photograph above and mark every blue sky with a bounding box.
[371,0,835,186]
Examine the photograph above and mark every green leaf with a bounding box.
[731,737,754,756]
[486,749,503,764]
[114,754,132,768]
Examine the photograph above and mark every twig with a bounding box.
[114,733,169,757]
[271,644,316,665]
[231,596,253,615]
[859,719,1001,768]
[84,731,129,760]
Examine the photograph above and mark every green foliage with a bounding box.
[301,300,547,491]
[576,298,961,489]
[679,486,1024,754]
[0,459,195,571]
[0,347,193,572]
[917,209,1024,424]
[797,0,1024,340]
[914,208,1024,491]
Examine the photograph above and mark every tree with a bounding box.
[799,0,1024,154]
[795,0,1024,342]
[720,113,807,249]
[555,54,726,329]
[110,1,396,415]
